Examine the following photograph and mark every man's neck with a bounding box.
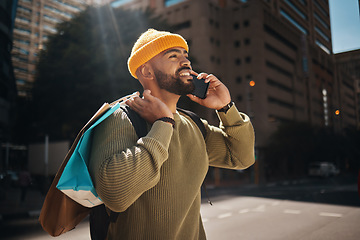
[147,88,180,113]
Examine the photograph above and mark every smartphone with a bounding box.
[192,76,209,99]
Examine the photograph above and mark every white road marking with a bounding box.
[284,209,301,214]
[319,212,343,218]
[218,212,233,219]
[239,209,250,214]
[252,205,266,212]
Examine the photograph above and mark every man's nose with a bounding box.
[180,56,191,66]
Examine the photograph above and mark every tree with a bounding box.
[30,6,172,141]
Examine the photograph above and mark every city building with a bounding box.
[11,0,89,99]
[0,0,18,167]
[111,0,337,144]
[107,0,359,183]
[335,49,360,129]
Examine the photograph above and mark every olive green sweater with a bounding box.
[89,104,255,240]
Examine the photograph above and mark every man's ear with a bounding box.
[137,63,153,79]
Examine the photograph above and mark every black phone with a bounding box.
[192,76,209,99]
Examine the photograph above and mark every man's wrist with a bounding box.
[217,101,234,114]
[156,117,175,128]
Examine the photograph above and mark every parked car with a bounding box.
[308,162,340,177]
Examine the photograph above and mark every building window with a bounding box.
[164,0,185,7]
[284,0,307,19]
[52,0,82,11]
[244,38,251,45]
[315,26,330,42]
[235,58,242,65]
[17,16,31,24]
[233,22,240,30]
[280,8,308,35]
[14,39,30,45]
[18,6,32,14]
[237,95,243,102]
[110,0,133,7]
[314,12,329,29]
[266,61,293,78]
[268,96,294,109]
[267,78,293,93]
[245,56,251,63]
[264,25,298,51]
[315,40,331,54]
[243,20,250,27]
[14,27,31,35]
[173,21,191,31]
[236,76,242,83]
[234,40,241,48]
[264,43,295,64]
[314,0,328,17]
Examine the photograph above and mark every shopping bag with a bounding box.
[56,103,120,207]
[39,93,138,237]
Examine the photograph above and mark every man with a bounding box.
[89,29,255,239]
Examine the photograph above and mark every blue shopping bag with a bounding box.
[56,103,121,207]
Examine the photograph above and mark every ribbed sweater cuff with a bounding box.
[216,104,250,126]
[145,120,173,149]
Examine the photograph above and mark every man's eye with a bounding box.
[169,55,177,58]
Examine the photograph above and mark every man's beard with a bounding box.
[153,67,195,96]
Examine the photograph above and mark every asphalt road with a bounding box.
[1,174,359,240]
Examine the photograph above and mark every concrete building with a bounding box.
[11,0,89,99]
[0,0,18,167]
[111,0,337,147]
[335,49,360,129]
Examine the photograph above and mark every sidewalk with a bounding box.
[0,187,44,221]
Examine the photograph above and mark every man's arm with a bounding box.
[187,72,255,169]
[89,108,173,212]
[204,104,255,169]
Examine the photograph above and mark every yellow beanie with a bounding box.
[127,29,189,79]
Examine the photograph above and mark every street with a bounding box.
[1,175,359,239]
[202,196,360,240]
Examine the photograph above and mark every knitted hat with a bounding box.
[127,29,189,79]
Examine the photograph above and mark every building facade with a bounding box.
[335,49,360,129]
[0,1,18,161]
[11,0,89,99]
[111,0,339,146]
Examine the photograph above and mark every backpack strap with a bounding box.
[121,106,148,138]
[177,108,207,140]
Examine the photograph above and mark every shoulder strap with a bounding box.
[121,106,148,138]
[177,108,207,140]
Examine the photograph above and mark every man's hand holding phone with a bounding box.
[188,70,231,110]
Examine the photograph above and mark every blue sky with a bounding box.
[329,0,360,53]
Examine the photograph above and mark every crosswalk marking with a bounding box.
[284,209,301,214]
[239,209,250,214]
[218,213,233,219]
[319,212,343,218]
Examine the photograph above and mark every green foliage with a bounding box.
[30,6,172,141]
